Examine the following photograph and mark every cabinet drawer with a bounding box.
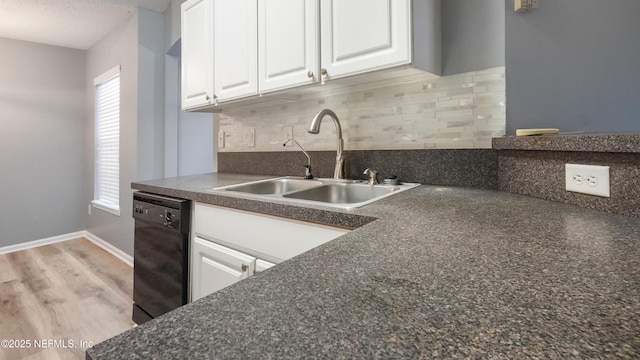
[194,203,348,262]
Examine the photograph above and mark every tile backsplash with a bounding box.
[218,67,505,151]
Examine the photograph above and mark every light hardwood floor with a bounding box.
[0,238,135,360]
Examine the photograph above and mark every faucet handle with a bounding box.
[363,168,379,185]
[304,165,314,179]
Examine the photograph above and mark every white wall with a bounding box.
[0,38,86,247]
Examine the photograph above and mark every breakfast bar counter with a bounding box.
[87,173,640,359]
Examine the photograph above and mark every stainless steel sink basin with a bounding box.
[218,177,322,195]
[212,176,420,209]
[283,183,400,204]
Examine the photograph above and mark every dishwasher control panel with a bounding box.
[133,192,189,231]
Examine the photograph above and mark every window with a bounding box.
[93,66,121,216]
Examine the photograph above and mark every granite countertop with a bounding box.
[492,132,640,153]
[88,173,640,359]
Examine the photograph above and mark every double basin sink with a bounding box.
[212,177,420,209]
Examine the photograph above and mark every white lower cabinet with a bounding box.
[190,203,348,301]
[191,236,256,301]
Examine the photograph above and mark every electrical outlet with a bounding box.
[283,126,293,145]
[565,164,610,197]
[218,131,225,148]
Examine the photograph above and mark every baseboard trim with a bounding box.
[82,231,133,268]
[0,231,86,255]
[0,230,134,268]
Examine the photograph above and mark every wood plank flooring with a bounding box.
[0,238,135,360]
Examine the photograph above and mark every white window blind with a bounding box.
[93,66,121,216]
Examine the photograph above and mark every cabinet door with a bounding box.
[181,0,214,110]
[320,0,411,80]
[213,0,258,102]
[191,236,256,301]
[258,0,319,93]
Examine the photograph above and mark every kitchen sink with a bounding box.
[212,177,420,209]
[219,177,322,195]
[283,183,400,204]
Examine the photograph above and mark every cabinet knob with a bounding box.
[241,264,248,272]
[321,68,328,76]
[205,95,210,101]
[307,70,314,78]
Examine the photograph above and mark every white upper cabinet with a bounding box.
[181,0,214,110]
[180,0,440,110]
[213,0,258,102]
[258,0,319,93]
[320,0,411,81]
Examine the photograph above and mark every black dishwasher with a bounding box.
[132,192,190,325]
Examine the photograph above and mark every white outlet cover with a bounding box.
[565,164,610,197]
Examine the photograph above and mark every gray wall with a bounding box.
[441,0,505,75]
[85,9,165,256]
[178,107,216,176]
[164,0,187,53]
[0,38,86,247]
[164,46,216,178]
[505,0,640,134]
[163,1,216,178]
[138,8,167,181]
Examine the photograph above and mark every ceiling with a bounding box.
[0,0,172,50]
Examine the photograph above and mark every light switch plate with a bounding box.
[244,128,255,147]
[565,163,610,197]
[283,126,293,145]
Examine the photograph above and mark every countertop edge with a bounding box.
[131,178,378,230]
[492,133,640,153]
[83,173,640,359]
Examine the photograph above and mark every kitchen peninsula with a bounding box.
[87,173,640,359]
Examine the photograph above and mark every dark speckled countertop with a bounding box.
[87,173,640,359]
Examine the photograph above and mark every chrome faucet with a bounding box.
[308,109,344,179]
[283,138,313,179]
[363,168,379,185]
